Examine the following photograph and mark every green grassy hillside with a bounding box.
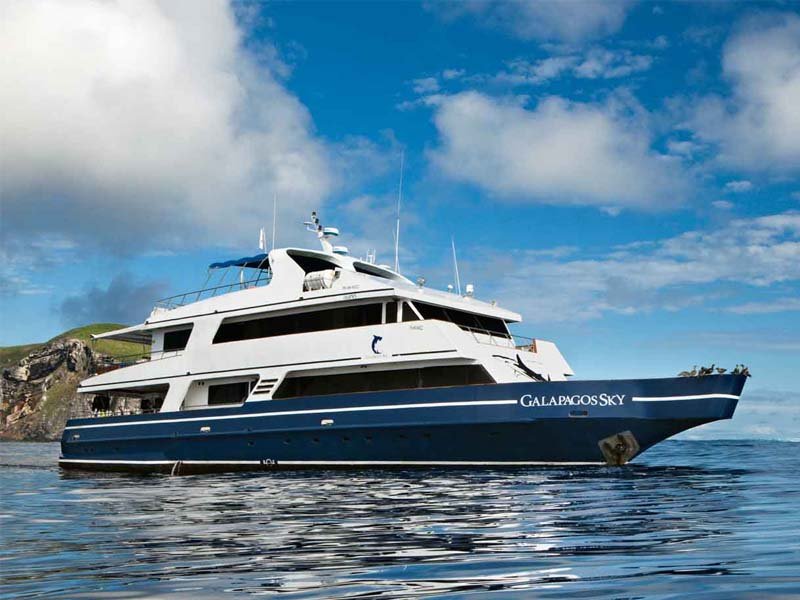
[0,344,42,370]
[0,323,150,369]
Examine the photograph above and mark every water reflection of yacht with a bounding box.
[59,213,746,472]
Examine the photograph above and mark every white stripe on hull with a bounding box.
[632,393,739,402]
[64,399,519,430]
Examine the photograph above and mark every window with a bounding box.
[288,251,340,274]
[163,327,193,351]
[384,301,397,324]
[208,381,253,406]
[273,365,493,399]
[89,384,168,415]
[411,301,509,337]
[214,303,383,344]
[401,301,420,322]
[353,261,403,281]
[415,302,449,322]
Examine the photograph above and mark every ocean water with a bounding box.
[1,441,798,599]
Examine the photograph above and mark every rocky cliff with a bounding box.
[0,339,98,441]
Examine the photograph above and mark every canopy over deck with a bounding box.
[92,324,152,345]
[208,253,270,270]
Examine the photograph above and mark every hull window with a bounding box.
[208,381,254,406]
[273,365,494,399]
[213,303,383,344]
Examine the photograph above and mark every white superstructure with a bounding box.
[83,214,573,415]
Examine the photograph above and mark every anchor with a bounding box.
[598,431,640,466]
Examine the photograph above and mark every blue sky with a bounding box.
[1,1,798,438]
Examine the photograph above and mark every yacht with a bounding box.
[59,212,746,472]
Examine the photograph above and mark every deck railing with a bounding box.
[459,325,537,350]
[154,273,272,310]
[67,400,161,420]
[92,350,181,375]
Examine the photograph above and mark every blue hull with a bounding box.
[59,375,745,472]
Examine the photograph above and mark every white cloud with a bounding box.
[724,180,753,193]
[429,0,634,44]
[666,139,701,158]
[428,91,689,210]
[335,194,422,273]
[725,297,800,315]
[682,25,724,48]
[652,35,669,49]
[442,69,465,81]
[573,47,653,79]
[688,13,800,173]
[411,77,440,94]
[0,0,335,253]
[494,56,578,85]
[712,200,734,210]
[477,211,800,323]
[678,389,800,441]
[491,48,653,86]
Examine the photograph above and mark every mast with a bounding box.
[271,192,278,250]
[451,236,462,295]
[394,150,404,273]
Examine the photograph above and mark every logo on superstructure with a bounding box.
[371,335,383,354]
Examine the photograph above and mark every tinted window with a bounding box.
[163,327,192,351]
[401,301,420,322]
[214,303,383,344]
[208,381,252,406]
[273,365,493,399]
[413,302,509,337]
[415,302,448,322]
[353,262,399,280]
[384,301,397,324]
[474,315,509,336]
[288,252,339,274]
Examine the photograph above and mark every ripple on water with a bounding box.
[0,440,798,598]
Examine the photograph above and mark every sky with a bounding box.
[0,1,798,440]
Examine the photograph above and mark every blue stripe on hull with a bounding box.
[60,375,745,471]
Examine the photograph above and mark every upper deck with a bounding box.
[94,241,521,346]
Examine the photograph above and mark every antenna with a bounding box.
[394,150,404,273]
[451,236,462,295]
[271,192,278,250]
[304,210,343,254]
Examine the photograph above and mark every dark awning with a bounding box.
[208,253,270,269]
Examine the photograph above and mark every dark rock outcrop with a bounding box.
[0,339,98,441]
